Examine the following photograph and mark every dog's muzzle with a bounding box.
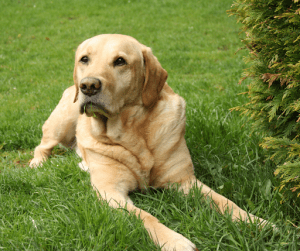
[80,77,101,97]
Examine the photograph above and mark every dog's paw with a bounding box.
[29,158,44,168]
[161,232,198,251]
[78,161,89,172]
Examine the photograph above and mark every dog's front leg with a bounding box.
[89,161,198,251]
[30,85,79,167]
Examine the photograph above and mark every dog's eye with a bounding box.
[114,57,127,67]
[80,56,89,64]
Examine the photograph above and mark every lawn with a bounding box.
[0,0,299,250]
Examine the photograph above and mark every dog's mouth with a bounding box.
[80,102,110,118]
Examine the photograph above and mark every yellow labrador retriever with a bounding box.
[30,34,268,251]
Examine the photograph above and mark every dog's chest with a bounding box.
[77,113,154,187]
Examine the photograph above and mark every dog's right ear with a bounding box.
[73,61,79,103]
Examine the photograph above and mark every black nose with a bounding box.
[80,77,101,97]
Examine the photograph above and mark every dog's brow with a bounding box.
[86,46,93,55]
[112,51,127,60]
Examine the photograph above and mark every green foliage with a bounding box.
[228,0,300,200]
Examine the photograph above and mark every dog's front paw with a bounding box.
[78,160,89,172]
[160,232,198,251]
[29,158,45,168]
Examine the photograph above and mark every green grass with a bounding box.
[0,0,299,250]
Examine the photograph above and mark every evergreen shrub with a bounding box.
[228,0,300,201]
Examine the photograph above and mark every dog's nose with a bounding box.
[80,77,101,97]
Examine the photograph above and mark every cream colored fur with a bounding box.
[30,34,269,251]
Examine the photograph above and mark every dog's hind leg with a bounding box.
[178,176,271,227]
[30,85,79,167]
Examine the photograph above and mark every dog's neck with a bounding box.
[86,105,147,143]
[80,105,154,186]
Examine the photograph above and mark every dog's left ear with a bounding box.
[73,61,79,103]
[142,47,168,107]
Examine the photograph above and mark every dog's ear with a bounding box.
[73,61,79,103]
[142,47,168,107]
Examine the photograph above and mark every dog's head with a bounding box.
[73,34,168,118]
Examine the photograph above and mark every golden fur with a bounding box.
[30,34,268,251]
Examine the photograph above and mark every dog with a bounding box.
[30,34,269,251]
